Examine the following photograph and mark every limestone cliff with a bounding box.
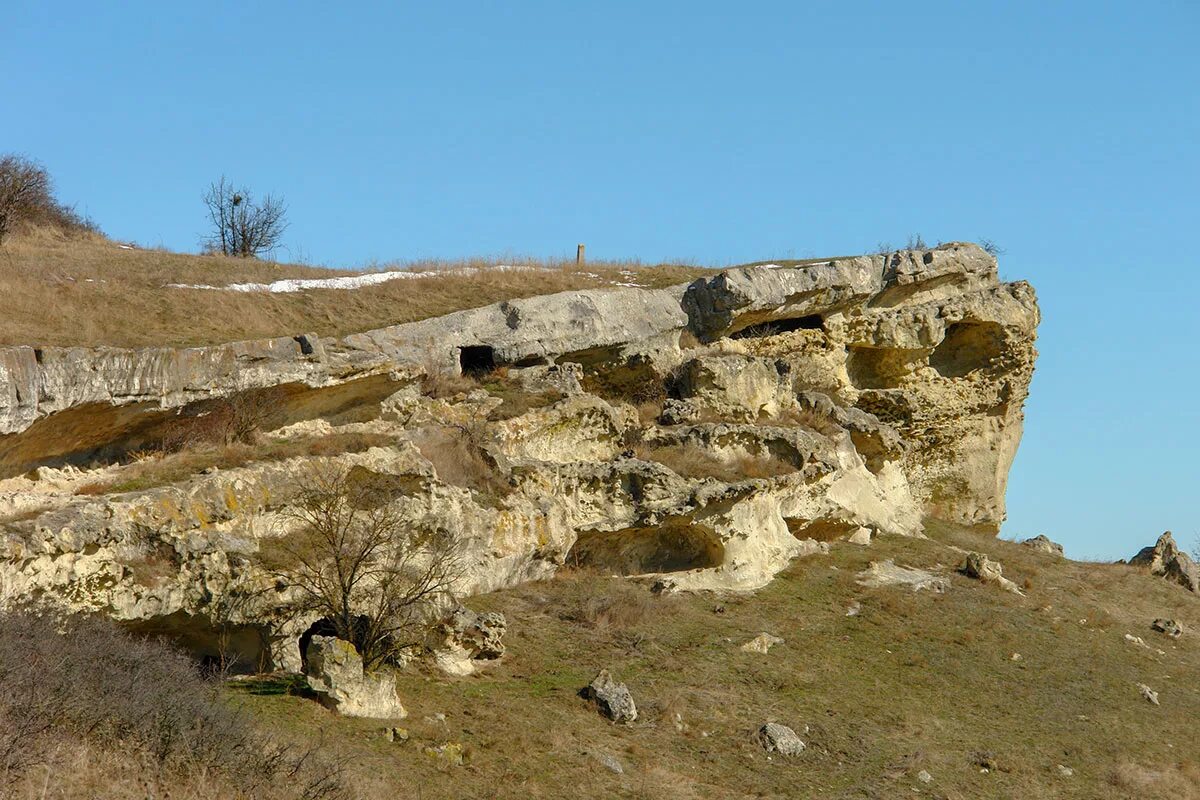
[0,242,1038,670]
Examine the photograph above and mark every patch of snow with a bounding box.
[168,264,546,293]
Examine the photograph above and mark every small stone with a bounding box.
[1010,652,1022,661]
[741,632,784,653]
[1056,764,1074,778]
[383,726,410,743]
[757,723,805,756]
[1124,633,1150,649]
[583,670,638,723]
[846,600,862,617]
[1151,618,1183,638]
[1021,534,1064,556]
[916,770,932,784]
[1138,683,1160,705]
[422,742,463,767]
[591,751,624,774]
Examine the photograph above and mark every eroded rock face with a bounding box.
[0,242,1039,665]
[1130,532,1200,593]
[304,636,406,719]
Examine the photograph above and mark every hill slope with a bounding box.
[0,228,706,347]
[232,523,1198,800]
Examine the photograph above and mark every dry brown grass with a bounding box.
[634,442,796,482]
[410,424,511,504]
[0,227,709,347]
[76,431,394,495]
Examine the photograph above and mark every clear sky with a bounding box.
[4,1,1197,559]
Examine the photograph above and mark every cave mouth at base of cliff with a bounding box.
[123,612,272,675]
[567,525,724,575]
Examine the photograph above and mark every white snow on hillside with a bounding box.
[168,265,541,293]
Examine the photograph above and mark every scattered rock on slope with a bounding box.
[741,632,784,653]
[856,560,949,593]
[1137,683,1160,706]
[583,669,638,723]
[304,636,407,719]
[1021,534,1064,556]
[1151,618,1183,639]
[1129,532,1200,593]
[758,723,806,756]
[960,552,1024,595]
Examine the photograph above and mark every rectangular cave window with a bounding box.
[459,345,497,377]
[730,314,825,339]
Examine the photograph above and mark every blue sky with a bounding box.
[4,1,1197,558]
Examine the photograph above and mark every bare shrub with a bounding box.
[202,176,288,258]
[410,423,511,503]
[0,609,344,798]
[978,238,1005,257]
[262,468,464,670]
[161,388,280,452]
[905,233,928,250]
[0,155,96,245]
[419,357,477,399]
[559,575,657,632]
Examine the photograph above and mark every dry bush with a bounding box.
[1110,761,1200,800]
[0,609,344,798]
[583,367,667,405]
[201,177,288,258]
[410,424,511,504]
[0,155,97,245]
[161,389,282,452]
[634,443,796,482]
[557,571,660,632]
[475,370,562,420]
[419,358,478,399]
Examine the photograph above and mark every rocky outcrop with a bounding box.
[1130,532,1200,593]
[304,636,407,719]
[427,606,507,676]
[1022,534,1064,556]
[0,242,1039,668]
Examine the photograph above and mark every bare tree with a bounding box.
[265,468,463,669]
[0,156,51,245]
[978,238,1005,257]
[202,176,288,258]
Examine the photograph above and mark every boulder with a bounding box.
[1129,532,1200,593]
[757,723,806,756]
[960,552,1023,595]
[583,669,638,723]
[1022,534,1064,556]
[1151,618,1183,639]
[304,636,406,719]
[427,606,507,676]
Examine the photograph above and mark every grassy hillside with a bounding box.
[227,523,1199,800]
[0,227,708,348]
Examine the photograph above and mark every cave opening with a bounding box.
[566,525,724,575]
[731,314,825,339]
[459,345,498,377]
